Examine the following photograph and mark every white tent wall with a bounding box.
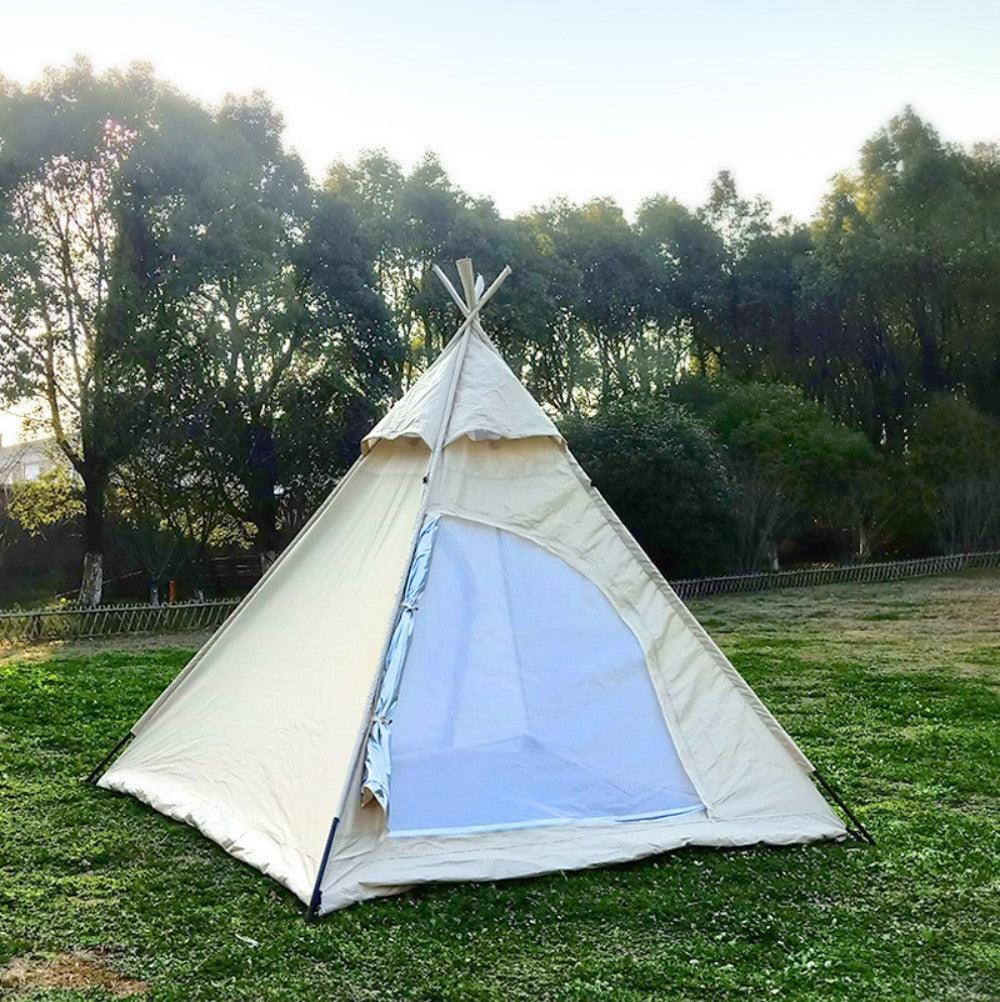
[315,432,844,914]
[429,437,839,823]
[99,438,429,903]
[363,329,561,455]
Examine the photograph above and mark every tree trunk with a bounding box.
[768,539,780,571]
[253,498,280,575]
[858,523,872,561]
[247,423,280,575]
[80,552,103,608]
[78,471,106,607]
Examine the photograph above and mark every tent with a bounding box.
[90,259,863,917]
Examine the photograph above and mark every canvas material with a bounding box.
[317,435,844,912]
[319,807,844,913]
[99,438,428,903]
[362,331,560,454]
[101,313,846,915]
[427,438,834,821]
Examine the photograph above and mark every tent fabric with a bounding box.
[385,516,703,835]
[316,435,844,914]
[362,331,561,454]
[99,268,847,917]
[426,437,834,824]
[99,438,429,902]
[318,807,844,913]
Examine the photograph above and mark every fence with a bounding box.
[0,598,239,646]
[670,550,1000,600]
[2,550,999,646]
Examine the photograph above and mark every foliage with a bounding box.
[562,399,735,576]
[4,62,1000,586]
[0,59,219,602]
[806,110,1000,446]
[5,466,83,534]
[2,570,998,998]
[673,378,879,563]
[909,395,1000,484]
[151,95,396,557]
[909,397,1000,552]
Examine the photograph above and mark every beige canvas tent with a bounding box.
[91,259,858,917]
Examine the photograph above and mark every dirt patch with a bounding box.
[0,951,148,996]
[0,630,209,664]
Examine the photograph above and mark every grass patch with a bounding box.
[1,573,998,999]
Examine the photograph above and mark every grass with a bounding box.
[1,571,998,1000]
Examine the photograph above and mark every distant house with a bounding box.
[0,437,60,486]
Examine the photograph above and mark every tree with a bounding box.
[0,60,201,603]
[526,198,665,406]
[5,466,83,535]
[673,379,878,564]
[327,150,486,381]
[154,94,394,566]
[806,109,1000,448]
[909,397,1000,553]
[635,194,726,375]
[562,399,735,577]
[112,428,244,601]
[327,151,570,413]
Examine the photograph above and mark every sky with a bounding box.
[2,0,999,443]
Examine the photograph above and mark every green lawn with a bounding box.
[1,571,998,1000]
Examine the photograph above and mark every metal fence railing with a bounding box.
[670,550,1000,600]
[2,550,998,646]
[0,599,240,646]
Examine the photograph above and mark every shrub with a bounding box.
[562,399,735,577]
[672,378,880,561]
[909,397,1000,552]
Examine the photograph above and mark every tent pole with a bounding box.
[305,817,339,921]
[422,263,510,484]
[812,768,874,844]
[303,258,511,921]
[85,731,133,785]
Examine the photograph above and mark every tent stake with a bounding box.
[85,731,133,784]
[813,768,874,844]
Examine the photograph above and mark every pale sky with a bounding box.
[2,0,999,444]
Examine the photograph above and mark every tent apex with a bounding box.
[456,257,477,310]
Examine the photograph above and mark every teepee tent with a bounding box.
[91,259,859,917]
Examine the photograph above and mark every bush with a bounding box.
[909,397,1000,552]
[672,378,881,562]
[562,399,735,577]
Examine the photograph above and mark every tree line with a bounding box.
[2,59,999,605]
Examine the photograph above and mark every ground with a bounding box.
[1,571,998,1000]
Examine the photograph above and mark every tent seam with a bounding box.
[370,811,844,857]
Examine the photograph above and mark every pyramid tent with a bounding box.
[94,259,849,916]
